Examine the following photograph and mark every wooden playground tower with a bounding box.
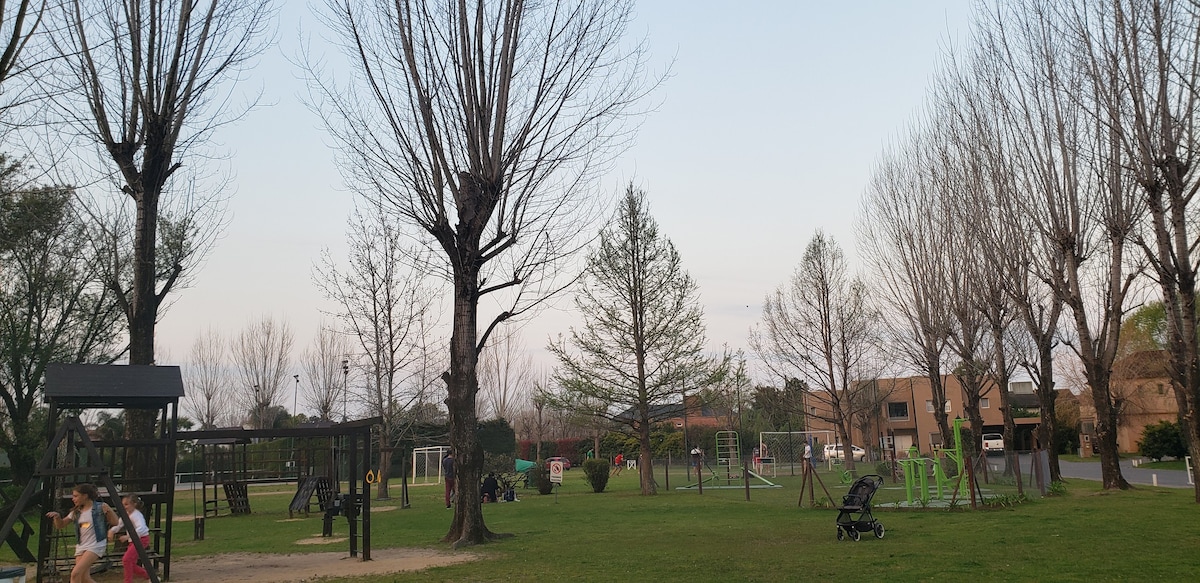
[0,364,183,582]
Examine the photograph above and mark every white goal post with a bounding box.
[411,445,450,485]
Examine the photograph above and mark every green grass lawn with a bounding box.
[4,466,1199,582]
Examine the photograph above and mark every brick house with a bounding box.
[1077,350,1180,455]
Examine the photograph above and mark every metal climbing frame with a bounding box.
[715,431,741,482]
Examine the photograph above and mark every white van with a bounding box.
[982,433,1004,456]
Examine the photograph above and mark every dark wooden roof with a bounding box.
[44,364,185,408]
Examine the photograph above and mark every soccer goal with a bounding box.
[759,431,834,476]
[411,445,450,486]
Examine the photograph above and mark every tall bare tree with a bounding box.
[316,204,441,499]
[183,327,230,429]
[982,0,1143,489]
[232,316,293,429]
[548,186,718,495]
[1094,0,1200,500]
[301,323,351,422]
[44,0,274,473]
[477,327,534,422]
[860,134,955,451]
[310,0,655,544]
[753,231,879,470]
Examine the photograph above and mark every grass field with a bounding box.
[4,466,1199,582]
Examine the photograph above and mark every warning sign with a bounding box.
[549,460,564,484]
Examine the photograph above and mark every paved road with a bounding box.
[1056,458,1193,489]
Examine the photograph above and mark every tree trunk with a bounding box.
[927,368,952,449]
[376,447,392,500]
[637,420,656,495]
[1087,367,1129,490]
[1034,344,1061,481]
[125,199,160,492]
[441,277,494,546]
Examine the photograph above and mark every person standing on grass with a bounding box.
[442,452,456,508]
[45,483,119,583]
[109,494,151,583]
[612,452,624,476]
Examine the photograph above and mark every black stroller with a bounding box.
[835,474,885,541]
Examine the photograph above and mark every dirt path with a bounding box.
[84,548,480,583]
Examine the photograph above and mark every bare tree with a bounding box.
[0,0,46,126]
[753,231,879,470]
[316,204,442,499]
[983,0,1143,489]
[860,133,955,451]
[955,27,1070,479]
[1096,0,1200,501]
[300,324,351,422]
[42,0,274,473]
[310,0,655,545]
[232,316,293,429]
[183,327,230,429]
[477,327,535,422]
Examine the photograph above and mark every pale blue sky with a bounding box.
[156,2,974,396]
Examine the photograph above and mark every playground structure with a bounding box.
[178,418,379,556]
[676,431,781,490]
[0,364,384,583]
[0,364,180,582]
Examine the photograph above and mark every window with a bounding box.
[1010,381,1034,394]
[925,400,951,413]
[980,398,990,409]
[887,402,909,420]
[929,433,943,449]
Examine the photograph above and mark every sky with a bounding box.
[153,2,976,407]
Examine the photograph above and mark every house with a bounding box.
[804,375,1042,457]
[1077,350,1180,455]
[617,394,725,430]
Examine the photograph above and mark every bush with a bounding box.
[1138,421,1187,461]
[529,461,553,495]
[582,458,610,493]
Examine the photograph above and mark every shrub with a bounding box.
[1138,421,1187,461]
[529,461,553,495]
[582,458,610,493]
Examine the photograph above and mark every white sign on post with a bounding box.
[549,460,564,484]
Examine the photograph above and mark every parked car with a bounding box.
[982,433,1005,456]
[546,456,572,470]
[822,444,866,462]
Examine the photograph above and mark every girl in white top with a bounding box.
[45,483,119,583]
[109,494,152,583]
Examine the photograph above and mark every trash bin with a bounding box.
[0,566,26,583]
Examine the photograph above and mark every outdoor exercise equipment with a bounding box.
[676,431,781,490]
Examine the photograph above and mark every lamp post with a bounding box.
[341,360,349,422]
[253,384,261,430]
[293,374,300,423]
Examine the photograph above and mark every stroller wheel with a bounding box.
[836,527,845,541]
[874,523,885,539]
[849,528,861,542]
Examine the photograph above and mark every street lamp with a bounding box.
[253,384,261,430]
[341,360,350,422]
[293,374,300,422]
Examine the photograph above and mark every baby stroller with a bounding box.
[835,474,885,541]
